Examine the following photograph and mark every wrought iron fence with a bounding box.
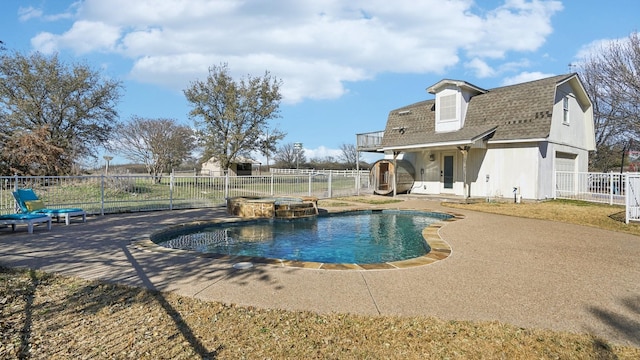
[1,173,372,216]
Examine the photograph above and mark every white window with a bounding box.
[439,94,456,121]
[563,96,569,125]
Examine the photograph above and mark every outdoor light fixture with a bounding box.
[429,153,435,161]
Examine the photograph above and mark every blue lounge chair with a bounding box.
[12,188,86,225]
[0,213,52,234]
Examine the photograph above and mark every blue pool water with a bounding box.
[154,210,451,264]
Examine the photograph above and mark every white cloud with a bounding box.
[30,0,563,103]
[466,0,563,58]
[574,38,618,61]
[465,58,496,78]
[304,146,342,160]
[501,71,556,86]
[18,6,43,21]
[18,4,75,22]
[32,21,121,55]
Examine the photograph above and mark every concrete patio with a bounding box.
[0,198,638,347]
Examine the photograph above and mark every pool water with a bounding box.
[155,210,451,264]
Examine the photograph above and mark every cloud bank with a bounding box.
[27,0,563,103]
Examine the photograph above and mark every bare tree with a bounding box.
[184,63,285,171]
[578,32,640,171]
[338,143,361,168]
[0,51,122,175]
[259,129,285,170]
[112,117,196,182]
[274,143,307,169]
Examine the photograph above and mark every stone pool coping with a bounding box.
[131,208,465,270]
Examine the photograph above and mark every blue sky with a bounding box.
[2,0,639,166]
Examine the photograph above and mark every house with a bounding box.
[357,73,595,200]
[201,156,261,176]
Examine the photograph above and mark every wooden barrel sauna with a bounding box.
[370,159,415,195]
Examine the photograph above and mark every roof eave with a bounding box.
[488,137,548,144]
[382,139,475,152]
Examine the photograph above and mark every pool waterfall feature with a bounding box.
[226,196,319,219]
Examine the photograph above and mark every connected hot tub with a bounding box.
[226,196,319,219]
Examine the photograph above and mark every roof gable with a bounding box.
[382,74,579,149]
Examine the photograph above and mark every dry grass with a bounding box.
[442,198,640,236]
[2,197,640,359]
[2,267,639,359]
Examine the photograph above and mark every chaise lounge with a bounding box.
[12,188,86,225]
[0,213,52,234]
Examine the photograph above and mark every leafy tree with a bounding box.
[183,63,285,171]
[274,143,307,169]
[578,32,640,171]
[111,117,196,182]
[0,51,122,175]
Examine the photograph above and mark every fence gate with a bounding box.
[626,174,640,223]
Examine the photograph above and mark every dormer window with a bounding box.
[439,94,457,121]
[427,79,487,133]
[563,96,569,125]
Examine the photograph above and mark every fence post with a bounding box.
[610,173,614,205]
[13,174,18,192]
[356,172,360,196]
[225,172,230,199]
[169,172,174,210]
[308,173,312,196]
[270,173,274,196]
[626,173,630,224]
[100,175,105,216]
[328,171,333,198]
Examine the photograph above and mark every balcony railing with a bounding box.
[356,130,384,151]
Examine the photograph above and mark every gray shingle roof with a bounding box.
[381,74,574,149]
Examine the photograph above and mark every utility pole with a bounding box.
[294,142,302,171]
[103,155,113,175]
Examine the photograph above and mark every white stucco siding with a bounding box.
[435,87,462,133]
[408,151,441,194]
[549,82,594,151]
[473,144,540,199]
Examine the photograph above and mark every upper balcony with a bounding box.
[356,130,384,152]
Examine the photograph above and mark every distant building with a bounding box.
[201,156,261,176]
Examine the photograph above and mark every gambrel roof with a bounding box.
[381,74,576,150]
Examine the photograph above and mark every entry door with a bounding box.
[443,155,454,190]
[379,162,390,191]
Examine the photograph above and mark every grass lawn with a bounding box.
[1,197,639,359]
[442,198,640,236]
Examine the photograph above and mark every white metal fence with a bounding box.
[1,173,372,216]
[554,171,640,223]
[269,168,370,176]
[554,171,626,205]
[625,174,640,223]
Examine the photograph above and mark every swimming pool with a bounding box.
[153,210,452,264]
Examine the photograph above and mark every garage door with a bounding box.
[555,152,576,172]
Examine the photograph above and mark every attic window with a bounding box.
[562,97,570,125]
[439,94,456,120]
[398,110,411,115]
